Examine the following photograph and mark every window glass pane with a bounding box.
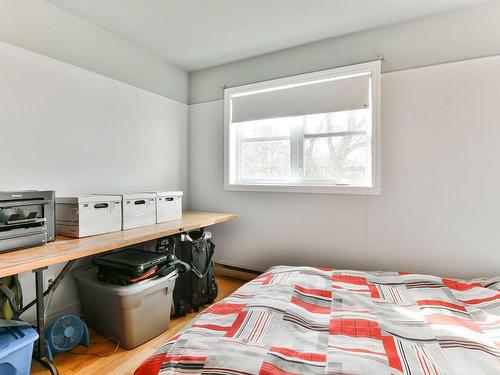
[304,134,368,183]
[240,140,290,180]
[303,108,370,134]
[235,117,296,139]
[226,61,380,190]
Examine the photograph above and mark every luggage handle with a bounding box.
[93,203,109,209]
[167,259,191,273]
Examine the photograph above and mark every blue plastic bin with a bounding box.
[0,325,38,375]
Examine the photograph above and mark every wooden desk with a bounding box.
[0,211,236,375]
[0,211,237,277]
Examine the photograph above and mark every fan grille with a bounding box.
[49,315,84,351]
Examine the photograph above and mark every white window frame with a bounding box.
[224,61,381,195]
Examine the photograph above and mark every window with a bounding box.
[224,61,381,194]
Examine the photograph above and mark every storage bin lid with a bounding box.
[93,193,156,200]
[56,195,122,204]
[144,191,183,197]
[73,265,177,296]
[0,325,39,359]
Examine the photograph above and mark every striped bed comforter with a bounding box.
[135,266,500,375]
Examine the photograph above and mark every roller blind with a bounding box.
[231,74,370,123]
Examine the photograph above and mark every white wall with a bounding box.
[0,0,189,103]
[190,0,500,104]
[0,41,188,322]
[189,55,500,279]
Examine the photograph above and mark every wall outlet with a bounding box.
[44,274,56,289]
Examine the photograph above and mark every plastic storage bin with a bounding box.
[144,191,183,223]
[73,265,177,349]
[56,195,122,237]
[0,325,38,375]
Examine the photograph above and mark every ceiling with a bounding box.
[46,0,492,71]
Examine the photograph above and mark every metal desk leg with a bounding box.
[33,267,59,375]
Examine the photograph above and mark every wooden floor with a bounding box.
[31,276,245,375]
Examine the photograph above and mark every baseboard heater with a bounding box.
[214,263,261,281]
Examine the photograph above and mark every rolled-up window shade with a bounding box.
[231,74,370,123]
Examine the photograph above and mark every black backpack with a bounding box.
[168,230,218,316]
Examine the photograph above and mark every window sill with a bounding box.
[224,184,382,195]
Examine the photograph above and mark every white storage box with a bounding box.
[145,191,183,223]
[56,195,122,238]
[95,193,156,230]
[73,265,177,349]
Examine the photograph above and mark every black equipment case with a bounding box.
[94,249,175,285]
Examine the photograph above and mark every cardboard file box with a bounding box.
[56,195,122,238]
[144,191,183,223]
[95,193,156,230]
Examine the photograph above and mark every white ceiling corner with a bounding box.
[46,0,493,71]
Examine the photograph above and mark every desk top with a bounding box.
[0,211,237,277]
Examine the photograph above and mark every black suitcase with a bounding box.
[168,230,218,316]
[94,249,171,285]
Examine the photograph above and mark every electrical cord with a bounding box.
[43,283,55,323]
[70,336,120,357]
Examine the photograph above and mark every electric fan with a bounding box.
[45,315,90,360]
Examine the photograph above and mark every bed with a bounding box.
[135,266,500,375]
